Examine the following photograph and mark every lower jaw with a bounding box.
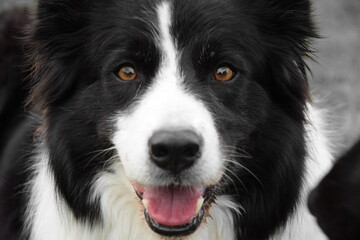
[144,208,205,237]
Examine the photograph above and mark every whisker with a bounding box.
[223,158,263,187]
[86,146,117,156]
[103,155,120,168]
[84,146,117,169]
[221,165,248,193]
[220,171,242,198]
[226,154,252,159]
[221,145,251,156]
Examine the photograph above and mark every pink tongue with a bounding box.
[143,186,203,227]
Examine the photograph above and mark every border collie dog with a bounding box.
[0,0,333,239]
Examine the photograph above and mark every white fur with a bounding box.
[112,1,223,186]
[26,149,98,240]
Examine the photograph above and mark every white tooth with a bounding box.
[195,197,204,215]
[142,199,149,210]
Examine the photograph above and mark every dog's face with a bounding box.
[110,2,269,234]
[29,0,315,238]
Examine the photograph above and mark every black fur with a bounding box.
[0,1,317,239]
[0,9,33,240]
[309,139,360,240]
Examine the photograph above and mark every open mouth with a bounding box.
[133,184,213,237]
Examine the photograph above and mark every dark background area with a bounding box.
[1,0,360,156]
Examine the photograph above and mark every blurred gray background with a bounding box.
[1,0,360,156]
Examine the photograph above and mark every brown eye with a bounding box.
[117,65,137,81]
[214,66,234,82]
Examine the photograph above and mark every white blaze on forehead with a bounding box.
[157,2,178,78]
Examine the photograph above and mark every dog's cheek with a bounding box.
[111,115,151,182]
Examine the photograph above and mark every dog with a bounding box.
[0,0,333,239]
[309,139,360,240]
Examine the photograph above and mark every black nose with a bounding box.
[149,130,202,174]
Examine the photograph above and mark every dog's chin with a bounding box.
[144,208,205,237]
[133,184,214,237]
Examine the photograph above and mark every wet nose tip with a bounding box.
[149,130,202,174]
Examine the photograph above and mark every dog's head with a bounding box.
[28,0,316,237]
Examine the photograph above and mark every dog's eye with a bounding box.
[214,66,235,82]
[117,65,137,81]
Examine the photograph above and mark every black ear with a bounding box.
[255,0,318,121]
[258,0,317,51]
[27,0,90,113]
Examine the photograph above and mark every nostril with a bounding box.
[182,144,200,158]
[151,144,169,158]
